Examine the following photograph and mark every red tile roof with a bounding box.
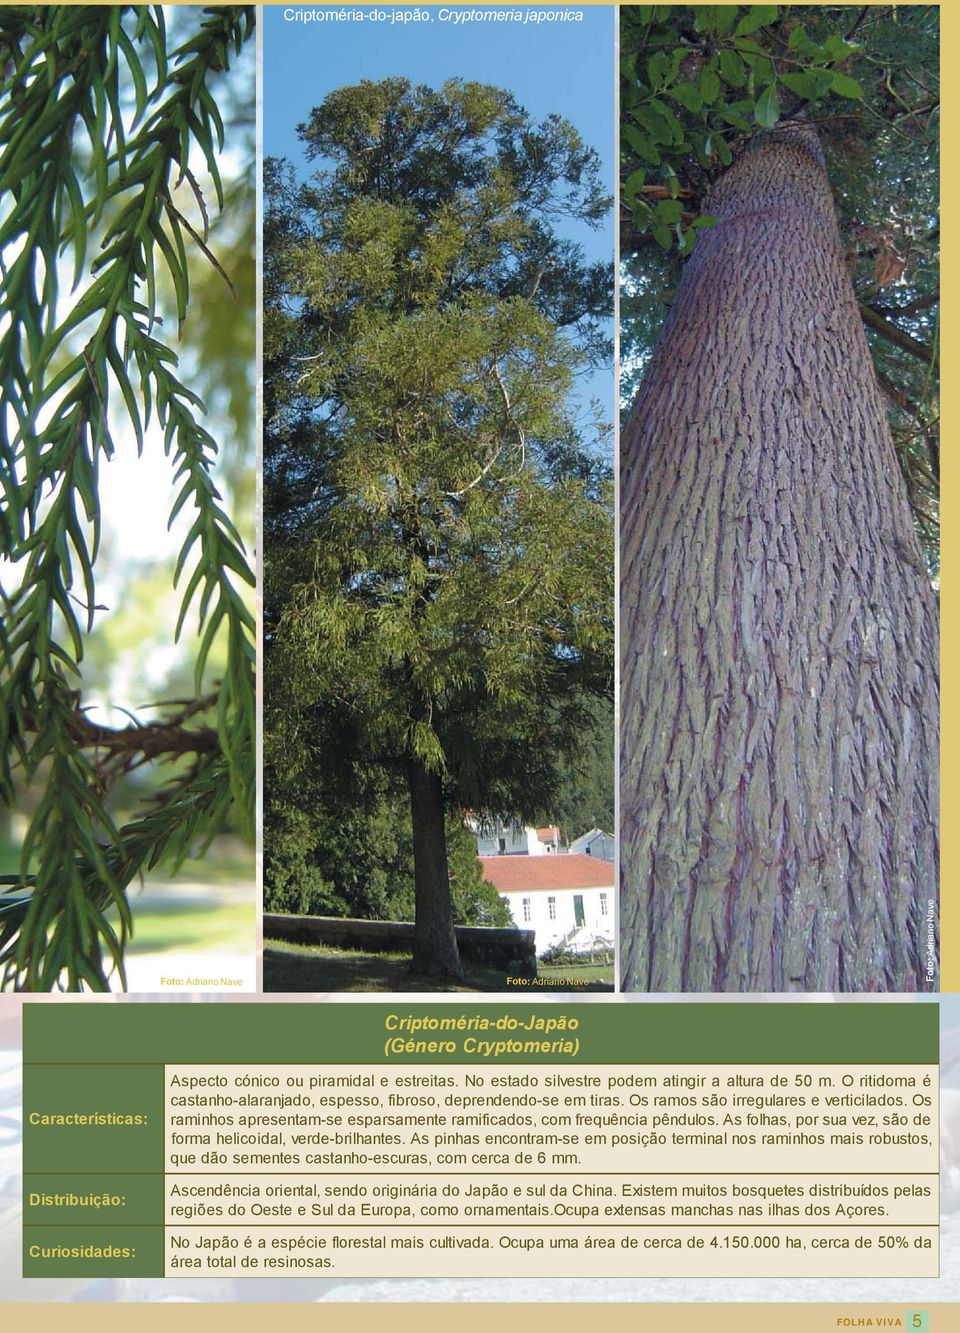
[479,853,614,893]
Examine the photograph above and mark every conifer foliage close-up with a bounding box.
[0,5,256,991]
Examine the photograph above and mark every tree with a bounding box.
[0,7,256,990]
[265,758,510,928]
[265,79,613,978]
[619,6,939,992]
[549,693,615,840]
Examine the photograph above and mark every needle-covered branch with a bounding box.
[0,6,255,990]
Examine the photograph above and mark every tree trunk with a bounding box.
[407,758,463,978]
[620,125,939,993]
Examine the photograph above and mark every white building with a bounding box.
[568,828,615,862]
[479,853,614,957]
[470,819,561,857]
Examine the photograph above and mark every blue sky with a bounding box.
[263,4,616,420]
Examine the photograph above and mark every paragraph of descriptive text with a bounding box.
[158,1061,937,1277]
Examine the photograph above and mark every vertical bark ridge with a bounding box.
[620,126,939,993]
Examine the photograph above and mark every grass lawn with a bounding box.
[0,829,252,885]
[122,899,254,955]
[264,940,614,993]
[539,963,615,985]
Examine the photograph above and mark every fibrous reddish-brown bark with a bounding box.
[620,125,939,993]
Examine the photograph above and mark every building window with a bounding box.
[522,898,531,923]
[600,892,608,916]
[548,897,556,920]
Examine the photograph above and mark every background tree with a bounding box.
[550,695,615,839]
[265,78,614,978]
[0,6,256,990]
[619,5,938,991]
[266,780,511,930]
